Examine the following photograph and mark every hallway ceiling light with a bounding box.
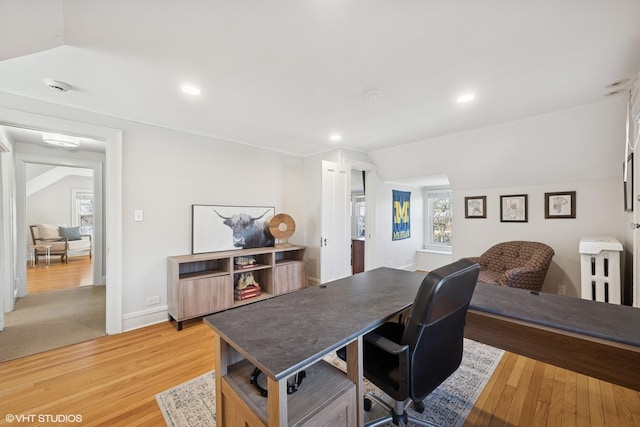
[456,93,475,103]
[42,132,80,148]
[181,84,201,96]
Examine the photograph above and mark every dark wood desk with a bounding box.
[466,282,640,391]
[204,267,424,426]
[205,267,640,426]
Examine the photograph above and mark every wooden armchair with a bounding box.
[468,241,554,292]
[29,224,92,264]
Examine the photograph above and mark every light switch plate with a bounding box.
[134,210,144,222]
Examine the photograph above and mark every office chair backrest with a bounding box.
[402,258,479,401]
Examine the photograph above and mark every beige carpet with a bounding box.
[0,285,106,362]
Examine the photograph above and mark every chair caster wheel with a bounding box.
[413,401,425,413]
[364,398,372,412]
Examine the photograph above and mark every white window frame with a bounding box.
[423,188,452,253]
[71,188,94,236]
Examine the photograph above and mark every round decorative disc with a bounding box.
[269,213,296,240]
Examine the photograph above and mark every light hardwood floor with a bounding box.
[1,320,638,426]
[11,263,640,425]
[26,256,93,294]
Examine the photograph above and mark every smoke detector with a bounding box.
[365,88,383,100]
[43,78,71,92]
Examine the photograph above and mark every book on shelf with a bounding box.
[234,288,261,300]
[235,263,259,270]
[234,285,261,298]
[235,293,260,301]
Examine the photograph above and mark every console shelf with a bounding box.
[168,245,307,330]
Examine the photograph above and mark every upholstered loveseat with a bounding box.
[29,224,92,264]
[468,241,554,292]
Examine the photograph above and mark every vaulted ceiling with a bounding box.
[1,0,639,156]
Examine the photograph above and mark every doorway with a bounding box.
[0,131,107,361]
[0,107,123,337]
[349,162,376,275]
[25,163,96,294]
[351,170,365,274]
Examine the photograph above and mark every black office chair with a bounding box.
[355,259,479,427]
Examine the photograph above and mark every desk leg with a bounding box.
[213,332,228,427]
[267,376,288,426]
[346,336,364,427]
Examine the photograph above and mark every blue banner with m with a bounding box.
[392,190,411,241]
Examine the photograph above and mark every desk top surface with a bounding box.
[470,283,640,347]
[204,267,424,380]
[205,267,640,380]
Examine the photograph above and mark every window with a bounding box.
[71,189,94,236]
[352,195,366,238]
[424,188,452,251]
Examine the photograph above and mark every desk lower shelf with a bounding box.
[220,359,356,427]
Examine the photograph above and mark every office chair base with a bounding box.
[363,396,437,427]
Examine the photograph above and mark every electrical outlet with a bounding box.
[145,295,160,306]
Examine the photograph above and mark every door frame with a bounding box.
[17,154,103,291]
[0,107,123,334]
[348,160,376,272]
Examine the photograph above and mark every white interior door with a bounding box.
[320,160,350,283]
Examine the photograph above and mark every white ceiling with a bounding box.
[0,0,639,157]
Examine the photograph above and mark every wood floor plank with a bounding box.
[561,369,577,427]
[504,355,534,426]
[548,366,566,426]
[518,361,545,426]
[588,376,605,426]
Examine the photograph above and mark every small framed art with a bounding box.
[545,191,576,218]
[500,194,528,222]
[465,196,486,218]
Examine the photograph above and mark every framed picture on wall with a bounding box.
[192,204,275,254]
[500,194,528,222]
[624,153,634,212]
[545,191,576,218]
[464,196,486,218]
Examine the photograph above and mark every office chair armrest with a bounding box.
[364,331,409,356]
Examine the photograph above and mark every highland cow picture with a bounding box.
[192,205,275,254]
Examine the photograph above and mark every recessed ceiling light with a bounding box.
[456,93,475,103]
[181,85,201,96]
[330,134,342,142]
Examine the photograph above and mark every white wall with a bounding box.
[369,97,629,296]
[0,92,306,331]
[120,125,305,323]
[370,98,626,189]
[26,172,93,229]
[371,180,423,271]
[454,179,626,297]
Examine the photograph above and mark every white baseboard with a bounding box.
[121,305,168,332]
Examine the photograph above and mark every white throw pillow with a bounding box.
[37,223,61,240]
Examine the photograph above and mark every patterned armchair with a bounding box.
[468,241,554,292]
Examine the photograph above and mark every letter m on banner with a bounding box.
[392,190,411,241]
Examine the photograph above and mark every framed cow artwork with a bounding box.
[192,204,275,254]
